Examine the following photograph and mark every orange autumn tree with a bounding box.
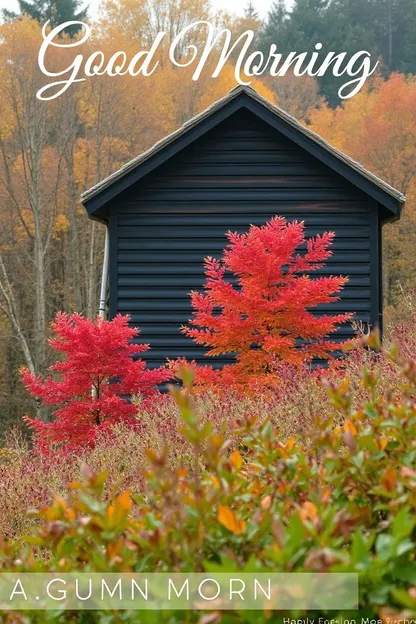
[181,217,351,391]
[308,73,416,304]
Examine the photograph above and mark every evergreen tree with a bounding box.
[244,0,259,20]
[3,0,88,36]
[258,0,416,106]
[260,0,288,49]
[399,0,416,73]
[277,0,330,48]
[325,0,416,94]
[373,0,416,73]
[321,0,378,103]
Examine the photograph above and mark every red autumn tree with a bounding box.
[22,313,170,451]
[182,216,351,391]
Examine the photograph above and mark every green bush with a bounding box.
[0,336,415,622]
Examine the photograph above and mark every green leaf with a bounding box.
[375,533,394,560]
[78,494,103,513]
[391,563,416,583]
[379,420,400,428]
[392,507,415,538]
[203,555,239,573]
[364,405,379,420]
[351,450,365,467]
[351,530,370,566]
[144,513,162,530]
[359,435,378,452]
[368,584,391,604]
[391,587,416,609]
[287,514,306,549]
[396,539,415,556]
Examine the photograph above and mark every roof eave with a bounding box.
[80,85,405,220]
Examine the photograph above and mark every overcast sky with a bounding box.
[0,0,275,20]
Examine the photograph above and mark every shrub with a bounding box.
[0,387,322,540]
[1,335,416,622]
[2,315,415,543]
[385,287,416,363]
[180,216,351,391]
[22,313,170,452]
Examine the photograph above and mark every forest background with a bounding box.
[0,0,414,434]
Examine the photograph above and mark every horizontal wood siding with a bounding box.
[110,109,378,368]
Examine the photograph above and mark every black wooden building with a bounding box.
[81,86,405,369]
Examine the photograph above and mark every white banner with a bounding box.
[0,572,358,610]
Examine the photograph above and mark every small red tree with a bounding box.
[181,216,351,391]
[22,313,170,451]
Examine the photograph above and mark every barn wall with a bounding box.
[109,109,380,368]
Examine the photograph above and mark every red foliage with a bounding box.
[22,313,170,451]
[181,216,351,391]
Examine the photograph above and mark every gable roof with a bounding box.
[81,85,405,222]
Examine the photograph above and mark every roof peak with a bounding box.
[228,84,257,94]
[81,84,405,219]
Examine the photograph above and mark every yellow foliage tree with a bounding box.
[309,74,416,305]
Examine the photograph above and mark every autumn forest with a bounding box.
[0,0,415,434]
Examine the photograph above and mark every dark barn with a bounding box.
[81,86,405,369]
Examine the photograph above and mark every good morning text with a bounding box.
[37,20,379,101]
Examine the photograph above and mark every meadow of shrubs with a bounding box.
[0,218,415,621]
[0,321,415,621]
